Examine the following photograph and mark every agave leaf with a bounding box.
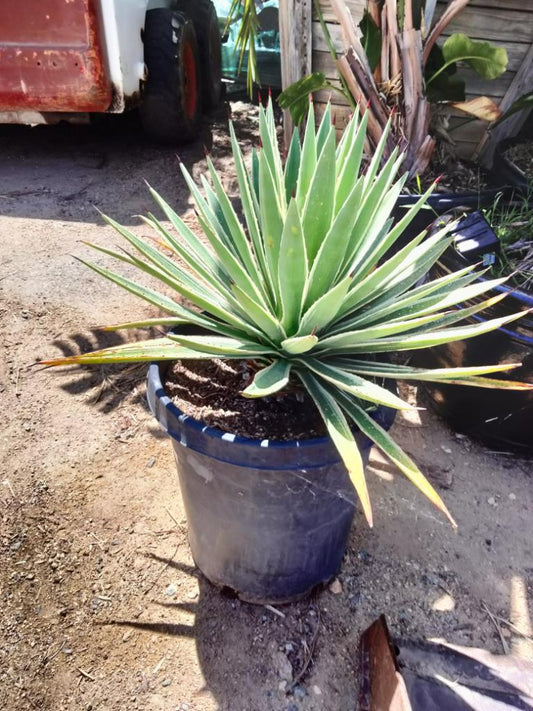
[343,264,484,330]
[316,102,333,155]
[349,181,439,275]
[301,128,337,263]
[259,150,285,301]
[229,123,273,301]
[284,127,302,203]
[305,177,365,307]
[76,257,189,317]
[384,275,507,323]
[139,214,231,292]
[296,102,317,210]
[328,309,529,354]
[278,199,308,333]
[100,317,189,331]
[298,371,373,527]
[231,282,285,343]
[331,358,532,391]
[413,292,508,332]
[168,334,276,357]
[259,102,285,209]
[335,390,455,527]
[303,358,417,410]
[335,110,368,213]
[146,188,220,272]
[318,313,449,350]
[41,338,204,366]
[298,276,352,336]
[341,164,408,278]
[206,155,261,278]
[281,334,319,354]
[100,214,231,303]
[341,229,455,316]
[242,359,292,397]
[181,165,270,304]
[362,115,394,189]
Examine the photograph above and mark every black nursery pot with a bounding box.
[393,188,511,249]
[414,245,533,454]
[147,363,396,604]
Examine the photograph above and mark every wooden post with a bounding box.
[476,43,533,167]
[279,0,313,148]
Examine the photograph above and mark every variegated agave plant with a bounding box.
[44,101,531,527]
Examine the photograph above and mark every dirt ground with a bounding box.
[1,103,532,711]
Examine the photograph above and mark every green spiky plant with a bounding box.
[43,101,531,528]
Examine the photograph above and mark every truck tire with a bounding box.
[176,0,222,110]
[140,9,201,144]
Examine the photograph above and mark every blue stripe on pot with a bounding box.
[147,362,396,604]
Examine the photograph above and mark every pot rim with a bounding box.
[147,362,396,452]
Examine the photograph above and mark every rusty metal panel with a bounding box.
[0,0,112,112]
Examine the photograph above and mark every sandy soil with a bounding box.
[1,103,532,711]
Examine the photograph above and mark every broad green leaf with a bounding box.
[297,371,373,526]
[278,199,308,333]
[242,360,292,397]
[302,128,337,263]
[429,33,508,84]
[359,10,382,72]
[281,334,318,354]
[334,389,455,526]
[278,73,330,126]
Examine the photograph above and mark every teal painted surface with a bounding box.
[213,0,281,90]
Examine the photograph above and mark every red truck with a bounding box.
[0,0,222,142]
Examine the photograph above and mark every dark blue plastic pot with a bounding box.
[147,363,395,603]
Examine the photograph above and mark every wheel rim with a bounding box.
[183,42,198,119]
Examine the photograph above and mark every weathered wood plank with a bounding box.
[280,0,313,145]
[478,42,533,164]
[313,21,530,70]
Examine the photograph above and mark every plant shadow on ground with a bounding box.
[43,327,155,414]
